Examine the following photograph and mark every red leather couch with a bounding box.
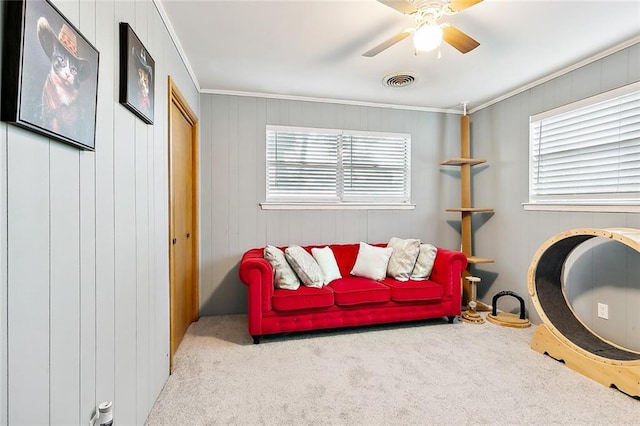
[238,243,467,343]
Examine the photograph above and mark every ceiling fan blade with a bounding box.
[376,0,417,15]
[448,0,483,12]
[362,29,412,57]
[442,24,480,54]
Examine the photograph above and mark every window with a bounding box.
[264,125,411,208]
[528,82,640,210]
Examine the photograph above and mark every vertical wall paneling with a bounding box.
[145,12,160,399]
[0,0,199,423]
[201,95,231,314]
[629,44,640,83]
[113,103,137,423]
[0,3,7,421]
[79,147,97,424]
[150,6,164,399]
[255,98,268,244]
[565,241,640,352]
[150,25,169,398]
[0,80,7,426]
[78,0,97,422]
[49,143,81,425]
[199,95,461,315]
[94,0,116,412]
[199,96,213,312]
[134,3,151,421]
[135,117,151,423]
[50,0,82,421]
[227,97,240,277]
[570,60,602,102]
[600,48,628,91]
[113,1,137,422]
[237,98,258,255]
[7,129,50,424]
[469,42,640,331]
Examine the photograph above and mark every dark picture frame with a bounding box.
[1,0,100,151]
[119,23,154,124]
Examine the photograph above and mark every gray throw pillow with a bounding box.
[264,245,300,290]
[387,237,421,281]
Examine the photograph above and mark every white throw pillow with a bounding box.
[410,244,438,280]
[386,237,421,282]
[285,245,324,288]
[264,245,300,290]
[311,246,342,285]
[350,242,394,281]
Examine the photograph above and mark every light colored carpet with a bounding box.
[145,314,638,425]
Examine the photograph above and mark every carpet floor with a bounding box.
[145,314,638,425]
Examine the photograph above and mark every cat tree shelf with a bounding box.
[440,158,486,166]
[441,113,494,307]
[445,207,494,213]
[467,256,495,265]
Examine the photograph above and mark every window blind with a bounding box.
[342,132,410,201]
[266,126,411,204]
[530,83,640,203]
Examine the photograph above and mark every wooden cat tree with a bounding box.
[441,105,493,315]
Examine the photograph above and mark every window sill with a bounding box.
[260,202,416,211]
[522,203,640,213]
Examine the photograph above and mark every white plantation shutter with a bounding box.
[266,125,411,204]
[530,82,640,204]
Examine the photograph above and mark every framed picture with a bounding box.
[1,0,100,151]
[119,23,154,124]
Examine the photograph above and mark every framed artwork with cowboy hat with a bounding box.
[119,23,154,125]
[1,0,100,151]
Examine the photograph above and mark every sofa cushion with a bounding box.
[311,246,342,284]
[382,278,443,302]
[350,242,393,281]
[264,245,300,290]
[386,237,421,281]
[411,244,438,280]
[329,277,391,306]
[272,285,335,312]
[285,245,324,288]
[329,244,361,278]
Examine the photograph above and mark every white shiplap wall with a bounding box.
[0,0,199,424]
[198,95,463,316]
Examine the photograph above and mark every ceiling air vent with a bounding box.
[383,73,416,88]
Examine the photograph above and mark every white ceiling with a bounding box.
[158,0,640,112]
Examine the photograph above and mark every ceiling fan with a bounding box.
[363,0,482,57]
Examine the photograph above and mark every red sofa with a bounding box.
[238,243,467,343]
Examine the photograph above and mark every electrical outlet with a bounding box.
[597,303,608,320]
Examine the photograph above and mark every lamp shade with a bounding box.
[413,24,443,52]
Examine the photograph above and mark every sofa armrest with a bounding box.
[238,248,274,336]
[430,247,467,305]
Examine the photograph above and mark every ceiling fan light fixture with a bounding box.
[413,24,443,52]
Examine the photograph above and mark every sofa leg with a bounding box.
[252,335,261,344]
[447,316,456,324]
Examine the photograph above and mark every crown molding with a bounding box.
[200,89,463,114]
[468,35,640,114]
